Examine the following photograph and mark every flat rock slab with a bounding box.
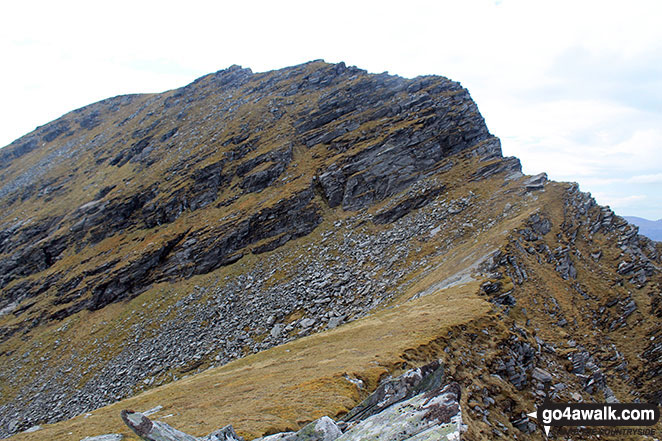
[121,410,198,441]
[254,416,341,441]
[343,359,444,423]
[336,383,462,441]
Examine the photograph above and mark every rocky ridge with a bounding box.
[0,61,660,440]
[0,61,491,315]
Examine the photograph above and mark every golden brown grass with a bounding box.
[9,280,489,441]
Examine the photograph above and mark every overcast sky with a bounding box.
[1,0,660,219]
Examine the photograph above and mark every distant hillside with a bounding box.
[625,216,662,241]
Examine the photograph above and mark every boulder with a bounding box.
[336,382,462,441]
[523,173,547,191]
[201,426,245,441]
[342,360,445,423]
[121,410,201,441]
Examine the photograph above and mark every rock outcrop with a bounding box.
[119,362,462,441]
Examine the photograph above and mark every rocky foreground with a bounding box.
[98,361,462,441]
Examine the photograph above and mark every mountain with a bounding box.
[625,216,662,242]
[0,61,660,440]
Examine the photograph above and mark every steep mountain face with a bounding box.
[0,61,491,314]
[0,61,660,440]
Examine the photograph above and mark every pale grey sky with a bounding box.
[1,0,660,219]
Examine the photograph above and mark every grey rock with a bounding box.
[532,367,552,383]
[528,213,551,236]
[121,410,198,441]
[584,371,606,394]
[201,425,244,441]
[523,173,547,191]
[315,168,345,208]
[403,424,463,440]
[293,416,342,441]
[622,300,637,319]
[336,382,462,441]
[604,387,619,403]
[572,351,588,375]
[372,185,445,224]
[327,316,344,329]
[143,405,163,416]
[343,360,444,423]
[617,260,636,275]
[554,249,577,280]
[240,163,287,194]
[300,318,316,329]
[270,324,285,338]
[81,435,124,441]
[23,425,42,433]
[7,420,18,433]
[470,156,522,181]
[472,136,503,161]
[121,411,244,441]
[511,414,534,433]
[253,432,297,441]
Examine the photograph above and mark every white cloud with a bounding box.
[590,193,647,211]
[1,0,661,218]
[628,173,662,184]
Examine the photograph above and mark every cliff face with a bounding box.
[0,61,660,440]
[0,61,493,315]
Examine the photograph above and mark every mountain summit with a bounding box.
[0,61,660,440]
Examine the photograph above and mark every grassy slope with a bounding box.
[8,281,489,441]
